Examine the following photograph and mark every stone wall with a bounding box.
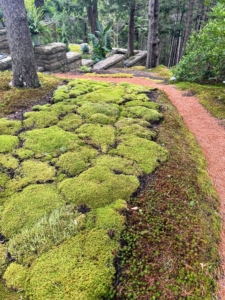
[0,29,10,54]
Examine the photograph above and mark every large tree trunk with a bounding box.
[86,0,98,34]
[35,0,44,8]
[127,0,136,57]
[181,0,195,57]
[0,0,39,88]
[146,0,160,69]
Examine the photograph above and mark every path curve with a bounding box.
[55,74,225,298]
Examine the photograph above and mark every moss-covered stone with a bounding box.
[0,172,10,201]
[67,78,111,90]
[13,148,34,160]
[124,100,160,110]
[3,263,27,291]
[0,118,22,135]
[122,106,162,122]
[0,244,7,276]
[88,113,115,125]
[78,102,120,119]
[56,146,97,176]
[32,104,51,111]
[52,86,69,103]
[23,111,59,129]
[1,184,65,237]
[7,205,81,265]
[76,124,115,153]
[8,160,56,191]
[93,155,143,176]
[115,117,150,128]
[0,135,19,153]
[116,123,156,140]
[58,113,83,131]
[25,229,120,300]
[21,126,79,157]
[58,166,139,208]
[0,154,19,169]
[110,135,168,174]
[51,102,77,115]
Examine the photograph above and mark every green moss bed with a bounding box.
[0,79,169,299]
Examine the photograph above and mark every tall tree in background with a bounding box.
[127,0,136,57]
[181,0,195,57]
[0,0,39,88]
[86,0,98,34]
[146,0,160,68]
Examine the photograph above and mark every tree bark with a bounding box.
[127,0,136,57]
[86,0,98,34]
[35,0,44,8]
[146,0,160,69]
[0,0,40,88]
[181,0,195,57]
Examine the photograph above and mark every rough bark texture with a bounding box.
[0,0,40,88]
[181,0,195,57]
[146,0,160,69]
[127,0,136,57]
[86,0,98,34]
[35,0,44,8]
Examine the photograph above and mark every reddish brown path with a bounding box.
[55,73,225,298]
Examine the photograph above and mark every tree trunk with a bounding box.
[146,0,160,69]
[35,0,44,8]
[0,0,40,88]
[181,0,195,57]
[127,0,136,57]
[86,0,98,34]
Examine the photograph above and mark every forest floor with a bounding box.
[55,71,225,299]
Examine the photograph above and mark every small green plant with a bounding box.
[81,43,90,54]
[78,65,92,73]
[88,21,113,63]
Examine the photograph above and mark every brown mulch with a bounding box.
[54,73,225,299]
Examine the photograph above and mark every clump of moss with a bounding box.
[0,154,19,169]
[58,113,83,131]
[56,152,89,176]
[0,135,19,153]
[52,86,69,103]
[51,102,78,115]
[9,160,56,191]
[25,229,120,300]
[93,155,143,176]
[58,166,139,208]
[115,117,150,129]
[78,102,120,119]
[122,105,162,122]
[111,135,168,174]
[13,148,34,160]
[116,123,156,140]
[124,100,160,110]
[21,126,79,157]
[0,172,10,200]
[7,205,81,265]
[0,118,22,135]
[76,124,115,153]
[1,184,65,237]
[0,244,7,276]
[3,263,27,291]
[67,78,111,90]
[23,110,59,129]
[150,64,172,79]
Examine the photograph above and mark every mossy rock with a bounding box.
[118,82,152,94]
[51,102,78,115]
[122,106,162,122]
[93,155,143,176]
[23,111,59,129]
[0,244,7,276]
[32,104,51,112]
[88,113,116,125]
[77,87,126,104]
[0,135,19,153]
[77,102,120,119]
[13,148,34,160]
[7,205,81,265]
[116,123,156,140]
[115,117,150,128]
[21,126,79,157]
[8,160,56,191]
[67,79,111,90]
[0,154,19,169]
[76,124,115,153]
[1,184,65,237]
[0,118,22,135]
[58,166,139,208]
[52,86,69,103]
[25,229,120,300]
[124,93,150,102]
[0,172,10,200]
[58,113,83,131]
[3,263,27,291]
[124,100,160,110]
[56,146,97,176]
[110,135,168,174]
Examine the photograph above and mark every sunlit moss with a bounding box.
[23,110,58,129]
[0,154,19,169]
[124,100,160,110]
[122,106,162,122]
[0,244,7,276]
[0,118,22,135]
[3,263,27,291]
[58,113,83,131]
[0,135,19,153]
[52,85,69,103]
[13,148,34,160]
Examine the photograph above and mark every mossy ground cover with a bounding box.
[0,76,168,299]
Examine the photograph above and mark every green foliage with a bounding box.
[78,65,92,73]
[0,118,22,135]
[81,43,90,54]
[89,21,113,63]
[173,3,225,82]
[0,135,19,153]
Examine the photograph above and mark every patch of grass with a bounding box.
[175,81,225,120]
[150,64,173,79]
[69,43,82,53]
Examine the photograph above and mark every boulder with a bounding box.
[124,51,147,67]
[82,59,94,67]
[92,54,125,71]
[0,55,12,71]
[33,43,67,55]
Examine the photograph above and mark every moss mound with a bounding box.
[111,135,168,174]
[25,229,120,300]
[124,99,160,110]
[23,110,58,129]
[58,166,139,208]
[58,113,83,131]
[0,118,22,135]
[1,184,65,237]
[122,105,162,122]
[52,86,69,103]
[0,135,19,153]
[0,244,7,276]
[78,102,120,119]
[3,263,27,291]
[21,126,79,157]
[0,154,19,169]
